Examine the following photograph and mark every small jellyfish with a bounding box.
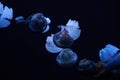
[56,48,78,67]
[15,13,51,33]
[0,2,13,28]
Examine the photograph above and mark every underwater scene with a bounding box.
[0,0,119,80]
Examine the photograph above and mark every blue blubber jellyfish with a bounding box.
[15,13,51,33]
[56,48,78,67]
[0,2,13,28]
[99,44,119,63]
[99,44,120,70]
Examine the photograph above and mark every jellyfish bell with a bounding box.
[27,13,51,33]
[0,2,13,28]
[45,34,63,53]
[53,28,74,48]
[56,48,78,67]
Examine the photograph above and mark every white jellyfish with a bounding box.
[45,19,81,53]
[0,2,13,28]
[56,48,78,67]
[59,19,81,40]
[15,13,51,33]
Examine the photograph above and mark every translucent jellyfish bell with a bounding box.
[53,28,74,48]
[59,19,81,40]
[56,48,78,67]
[15,13,51,33]
[0,2,13,28]
[99,44,119,63]
[45,34,63,53]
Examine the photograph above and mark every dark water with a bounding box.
[0,0,119,80]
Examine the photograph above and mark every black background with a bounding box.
[0,0,119,80]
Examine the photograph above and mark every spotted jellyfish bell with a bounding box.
[56,48,78,67]
[0,2,13,28]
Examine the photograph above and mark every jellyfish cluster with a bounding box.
[1,1,120,78]
[45,19,81,66]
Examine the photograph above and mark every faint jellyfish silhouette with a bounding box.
[0,2,13,28]
[15,13,51,33]
[78,58,96,73]
[56,48,78,67]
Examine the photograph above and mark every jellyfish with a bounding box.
[99,44,120,63]
[15,13,51,33]
[78,59,96,73]
[45,19,81,53]
[0,2,13,28]
[56,48,78,67]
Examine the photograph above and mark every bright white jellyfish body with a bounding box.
[56,48,78,67]
[0,2,13,28]
[15,13,51,33]
[45,19,81,53]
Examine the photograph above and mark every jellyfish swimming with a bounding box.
[99,44,120,70]
[99,44,120,63]
[15,13,51,33]
[45,19,81,53]
[0,2,13,28]
[56,48,78,67]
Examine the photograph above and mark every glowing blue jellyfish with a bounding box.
[56,48,78,67]
[15,13,51,33]
[99,44,120,70]
[45,19,81,53]
[0,2,13,28]
[99,44,119,63]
